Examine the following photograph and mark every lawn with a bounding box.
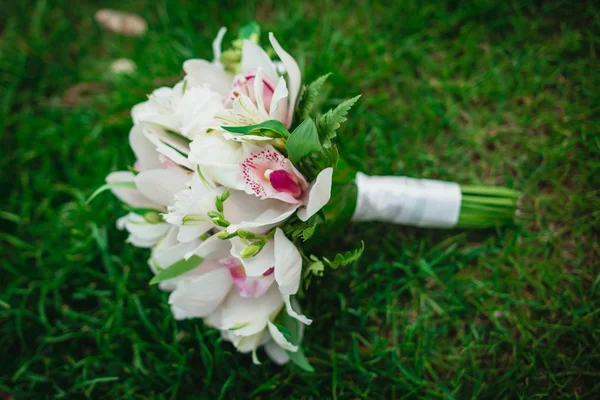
[2,0,600,398]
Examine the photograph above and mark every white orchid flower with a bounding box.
[164,173,223,243]
[211,285,306,364]
[183,27,234,96]
[132,28,232,136]
[106,126,191,248]
[132,81,225,141]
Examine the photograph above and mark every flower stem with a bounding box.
[456,185,520,228]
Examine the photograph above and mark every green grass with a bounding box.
[2,0,600,398]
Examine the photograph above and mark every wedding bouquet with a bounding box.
[91,23,519,370]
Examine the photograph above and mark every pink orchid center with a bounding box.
[220,256,246,281]
[264,169,302,198]
[226,73,275,112]
[219,256,273,299]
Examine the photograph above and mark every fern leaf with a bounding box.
[296,73,331,122]
[317,94,361,144]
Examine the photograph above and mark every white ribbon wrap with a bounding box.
[351,173,462,228]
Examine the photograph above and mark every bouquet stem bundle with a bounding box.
[457,185,520,228]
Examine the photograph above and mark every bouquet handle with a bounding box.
[351,173,462,228]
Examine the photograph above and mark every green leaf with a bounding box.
[297,145,339,181]
[87,181,136,204]
[274,306,314,371]
[274,323,294,343]
[238,21,261,41]
[286,118,322,164]
[317,95,361,144]
[282,213,323,242]
[296,73,331,122]
[324,241,365,269]
[222,120,290,138]
[286,348,315,372]
[306,259,325,277]
[274,300,304,346]
[149,255,204,285]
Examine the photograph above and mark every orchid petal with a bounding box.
[131,87,182,132]
[171,305,190,320]
[134,168,190,206]
[143,124,190,154]
[154,246,221,292]
[230,237,274,277]
[269,77,289,124]
[240,274,275,298]
[268,321,298,352]
[185,234,233,261]
[168,267,233,317]
[252,337,262,365]
[173,85,225,139]
[183,59,233,96]
[269,33,301,127]
[153,238,202,271]
[212,27,227,63]
[148,225,179,277]
[218,285,284,337]
[274,228,302,295]
[117,213,168,240]
[221,132,274,142]
[241,40,278,84]
[238,144,306,204]
[142,125,194,169]
[150,226,202,291]
[220,330,270,353]
[117,213,170,248]
[129,125,162,171]
[297,167,333,221]
[283,294,312,325]
[106,171,163,209]
[224,191,299,234]
[176,223,214,243]
[252,68,269,121]
[264,340,290,365]
[164,173,220,242]
[188,134,244,189]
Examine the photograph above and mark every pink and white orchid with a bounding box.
[216,33,301,130]
[240,144,307,204]
[235,145,334,223]
[229,228,311,325]
[165,237,305,365]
